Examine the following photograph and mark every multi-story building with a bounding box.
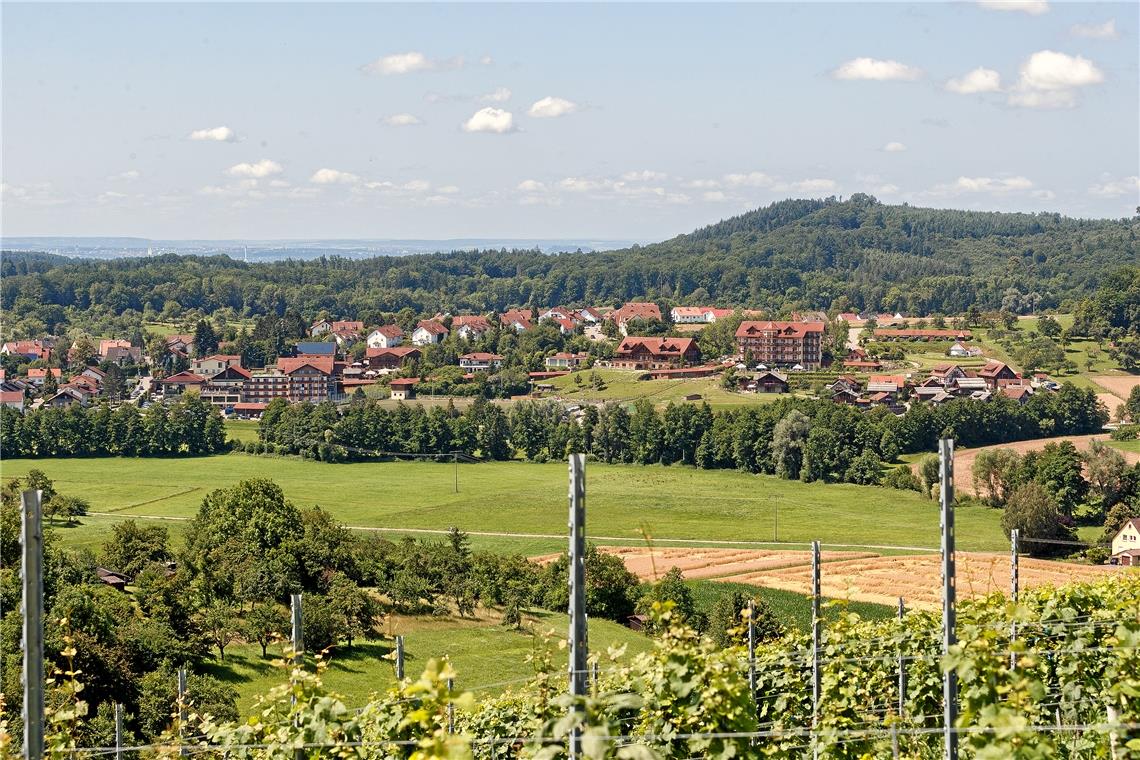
[734,321,825,368]
[612,337,700,370]
[242,357,337,404]
[458,352,503,372]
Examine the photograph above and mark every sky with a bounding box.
[2,1,1138,241]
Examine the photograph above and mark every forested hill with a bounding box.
[2,195,1137,329]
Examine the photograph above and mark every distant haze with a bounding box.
[0,237,644,261]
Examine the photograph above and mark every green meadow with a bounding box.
[3,453,1007,554]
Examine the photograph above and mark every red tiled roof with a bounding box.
[201,354,240,362]
[608,302,662,324]
[232,402,269,411]
[453,315,491,330]
[869,374,908,386]
[0,390,24,404]
[366,346,421,359]
[460,352,503,361]
[277,356,335,375]
[370,325,404,338]
[160,371,206,384]
[389,377,420,387]
[27,368,62,379]
[735,320,825,338]
[416,319,448,335]
[615,336,698,358]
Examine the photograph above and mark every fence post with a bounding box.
[447,677,455,734]
[940,438,958,760]
[177,667,188,757]
[811,539,821,760]
[567,454,588,760]
[21,490,44,760]
[747,599,757,693]
[291,593,304,665]
[1010,528,1019,671]
[114,702,123,760]
[897,597,907,720]
[395,635,405,681]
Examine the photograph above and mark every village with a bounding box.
[0,301,1061,419]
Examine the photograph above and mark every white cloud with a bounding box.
[437,185,460,194]
[1088,176,1140,197]
[517,179,546,192]
[528,96,578,118]
[310,168,360,185]
[1009,50,1104,108]
[479,55,494,66]
[875,184,901,194]
[479,87,512,103]
[724,172,775,188]
[1031,189,1056,201]
[883,142,907,152]
[1008,89,1077,108]
[1016,50,1104,91]
[362,50,456,74]
[383,113,422,127]
[946,67,1002,94]
[621,170,668,182]
[462,107,515,133]
[949,176,1035,193]
[226,159,283,178]
[977,0,1048,14]
[558,177,601,192]
[702,191,727,202]
[108,169,141,181]
[1071,19,1118,39]
[189,126,237,142]
[787,178,838,193]
[832,57,922,81]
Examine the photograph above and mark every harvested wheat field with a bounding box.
[1092,374,1140,402]
[918,434,1140,496]
[531,546,878,581]
[717,552,1122,609]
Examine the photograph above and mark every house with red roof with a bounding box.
[978,360,1020,389]
[735,321,825,369]
[412,320,449,346]
[458,352,504,372]
[191,354,242,378]
[500,309,533,333]
[367,325,405,349]
[612,337,700,370]
[366,346,422,372]
[545,352,588,370]
[670,306,734,324]
[1,340,52,362]
[1111,518,1140,566]
[607,302,662,334]
[389,377,420,401]
[26,367,63,386]
[159,371,207,396]
[453,315,493,341]
[1,388,25,412]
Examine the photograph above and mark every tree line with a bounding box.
[4,195,1137,340]
[1,395,229,457]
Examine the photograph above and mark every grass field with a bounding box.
[3,454,1011,554]
[206,607,655,710]
[541,368,790,409]
[224,419,261,443]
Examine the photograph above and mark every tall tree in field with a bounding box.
[772,409,810,480]
[194,319,219,357]
[1001,482,1077,558]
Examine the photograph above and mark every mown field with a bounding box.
[203,579,894,710]
[541,368,794,409]
[4,453,1009,554]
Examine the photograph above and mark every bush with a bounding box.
[1084,546,1109,565]
[882,465,922,492]
[1110,424,1140,441]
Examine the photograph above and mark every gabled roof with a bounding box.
[500,309,533,329]
[277,356,335,375]
[27,368,62,379]
[370,325,404,338]
[979,360,1016,378]
[453,315,492,331]
[165,334,194,346]
[212,364,252,380]
[460,352,503,361]
[159,371,206,384]
[615,336,698,358]
[389,377,420,387]
[98,339,133,354]
[366,346,421,358]
[198,353,240,363]
[415,319,449,335]
[608,302,662,324]
[0,390,25,404]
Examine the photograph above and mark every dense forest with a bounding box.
[3,195,1137,338]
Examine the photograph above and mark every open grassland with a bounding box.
[207,607,654,711]
[224,419,261,443]
[718,552,1126,609]
[542,368,789,409]
[3,454,1011,553]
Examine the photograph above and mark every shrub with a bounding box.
[1110,424,1140,441]
[882,465,922,492]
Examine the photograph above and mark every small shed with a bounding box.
[389,377,420,400]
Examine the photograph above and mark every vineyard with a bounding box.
[26,574,1140,758]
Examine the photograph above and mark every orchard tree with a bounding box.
[245,602,291,657]
[1000,482,1077,558]
[101,520,172,577]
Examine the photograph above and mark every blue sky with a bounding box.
[2,1,1137,240]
